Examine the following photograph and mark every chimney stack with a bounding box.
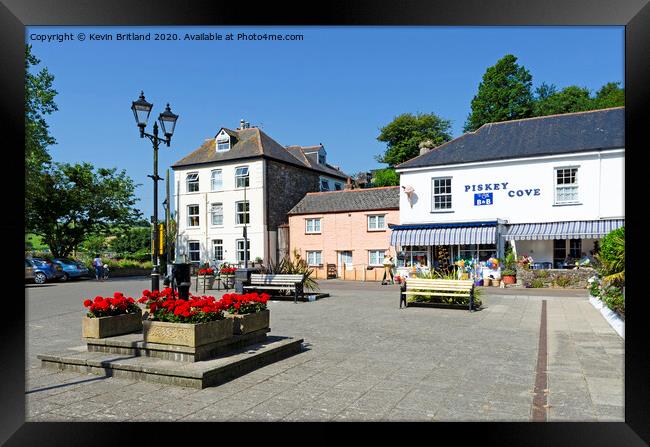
[240,119,245,130]
[419,139,436,155]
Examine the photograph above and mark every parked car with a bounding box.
[53,258,91,281]
[25,260,35,281]
[26,258,65,284]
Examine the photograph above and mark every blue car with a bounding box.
[26,258,65,284]
[53,258,91,281]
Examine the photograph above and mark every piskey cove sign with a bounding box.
[464,181,541,206]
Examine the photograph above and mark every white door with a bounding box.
[337,251,353,276]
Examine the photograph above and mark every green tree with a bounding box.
[372,168,400,187]
[110,227,151,257]
[533,85,593,116]
[25,44,58,229]
[28,162,143,258]
[376,112,452,166]
[592,82,625,109]
[464,54,534,132]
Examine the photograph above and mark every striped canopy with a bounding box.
[390,225,496,246]
[502,219,624,241]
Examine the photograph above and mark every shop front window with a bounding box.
[397,246,428,268]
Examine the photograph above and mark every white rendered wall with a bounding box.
[174,159,267,264]
[397,150,624,225]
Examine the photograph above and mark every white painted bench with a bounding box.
[400,278,475,311]
[243,274,306,304]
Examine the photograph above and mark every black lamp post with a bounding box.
[131,91,179,291]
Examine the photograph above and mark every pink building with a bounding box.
[287,186,400,281]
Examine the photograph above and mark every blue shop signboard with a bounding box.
[474,193,493,206]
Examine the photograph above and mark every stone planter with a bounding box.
[82,310,143,339]
[502,275,516,285]
[199,275,216,289]
[491,279,501,287]
[483,279,492,287]
[142,318,233,347]
[226,309,270,335]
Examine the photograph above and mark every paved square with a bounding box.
[26,278,623,421]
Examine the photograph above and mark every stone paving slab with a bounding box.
[25,278,623,422]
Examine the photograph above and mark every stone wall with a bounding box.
[515,266,595,289]
[265,159,321,232]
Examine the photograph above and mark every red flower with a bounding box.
[83,299,92,307]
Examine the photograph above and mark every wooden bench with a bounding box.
[400,278,475,311]
[243,274,305,304]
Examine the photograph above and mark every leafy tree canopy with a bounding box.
[463,54,534,132]
[110,227,151,257]
[25,44,58,227]
[533,82,624,117]
[592,82,625,109]
[28,162,143,258]
[376,112,452,166]
[372,168,400,187]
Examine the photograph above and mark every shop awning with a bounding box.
[502,219,624,241]
[389,221,497,246]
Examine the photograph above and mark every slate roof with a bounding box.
[288,186,400,215]
[172,127,348,179]
[397,107,624,170]
[285,145,348,179]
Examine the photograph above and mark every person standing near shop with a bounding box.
[382,254,395,285]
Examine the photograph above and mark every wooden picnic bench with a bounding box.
[243,274,306,304]
[400,278,475,311]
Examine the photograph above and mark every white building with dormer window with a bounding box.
[172,121,348,267]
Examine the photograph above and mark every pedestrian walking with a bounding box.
[381,254,395,285]
[92,254,103,281]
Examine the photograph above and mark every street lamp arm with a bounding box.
[142,132,171,146]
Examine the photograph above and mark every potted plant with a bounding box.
[221,292,270,335]
[198,266,216,289]
[82,292,142,338]
[138,288,233,347]
[219,264,237,288]
[501,268,517,284]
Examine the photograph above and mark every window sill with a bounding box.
[367,229,387,232]
[308,264,324,268]
[185,191,202,195]
[430,210,454,214]
[553,202,582,207]
[305,232,322,235]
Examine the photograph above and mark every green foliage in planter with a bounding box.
[265,249,319,291]
[599,227,624,285]
[501,268,516,277]
[601,283,624,315]
[530,278,545,288]
[554,275,573,288]
[534,270,549,279]
[588,277,601,297]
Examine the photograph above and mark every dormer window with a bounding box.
[216,130,230,152]
[318,153,326,164]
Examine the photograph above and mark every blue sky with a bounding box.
[27,26,624,219]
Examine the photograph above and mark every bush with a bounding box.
[554,275,573,288]
[530,279,545,288]
[601,283,624,315]
[599,227,624,284]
